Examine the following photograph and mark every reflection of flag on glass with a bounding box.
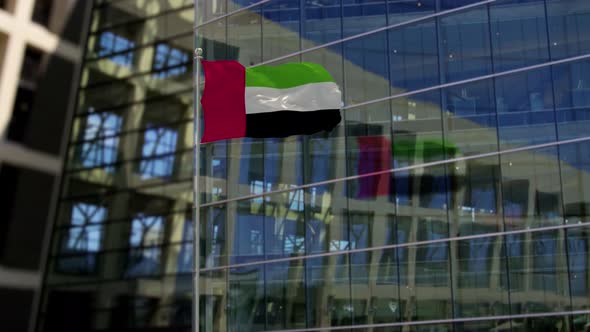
[392,137,457,162]
[356,136,391,198]
[356,136,460,198]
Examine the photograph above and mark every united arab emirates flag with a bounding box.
[200,60,342,143]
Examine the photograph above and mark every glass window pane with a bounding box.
[305,254,352,328]
[506,230,570,315]
[490,0,549,72]
[567,227,590,310]
[552,59,590,141]
[449,156,503,237]
[302,0,343,49]
[501,147,563,230]
[227,8,262,66]
[265,261,306,330]
[388,0,435,25]
[454,235,510,319]
[343,0,387,37]
[495,68,556,149]
[344,31,390,105]
[547,0,590,60]
[57,203,107,274]
[443,78,498,156]
[439,6,492,83]
[346,101,392,201]
[389,19,439,93]
[402,241,452,321]
[560,141,590,224]
[139,126,179,179]
[262,0,301,61]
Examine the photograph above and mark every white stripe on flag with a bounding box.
[245,82,342,114]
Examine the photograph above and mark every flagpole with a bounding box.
[193,46,203,332]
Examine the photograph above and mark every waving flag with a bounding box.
[200,61,342,143]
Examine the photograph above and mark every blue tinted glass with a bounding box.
[439,6,492,82]
[80,112,122,170]
[547,0,590,60]
[343,0,387,37]
[495,68,556,148]
[450,156,503,236]
[443,79,498,156]
[389,20,439,92]
[388,0,435,25]
[232,212,265,263]
[139,126,178,178]
[455,234,509,319]
[460,237,494,287]
[264,262,306,329]
[125,214,164,277]
[59,203,107,273]
[152,43,190,79]
[490,0,549,72]
[531,232,562,293]
[237,139,264,198]
[65,203,106,252]
[228,8,262,65]
[559,141,590,223]
[228,265,265,331]
[440,0,487,10]
[262,0,301,61]
[302,0,343,48]
[177,220,193,272]
[349,212,372,284]
[344,31,390,105]
[552,59,590,140]
[203,206,227,268]
[501,147,563,230]
[345,102,392,200]
[568,228,589,302]
[97,31,135,66]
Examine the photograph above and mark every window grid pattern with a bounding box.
[78,111,122,170]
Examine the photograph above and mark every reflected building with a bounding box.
[37,0,590,332]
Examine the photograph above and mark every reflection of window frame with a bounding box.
[457,236,493,288]
[502,233,524,290]
[97,31,135,66]
[287,186,304,211]
[415,220,449,286]
[139,125,178,179]
[532,233,559,292]
[57,202,107,275]
[461,163,498,213]
[78,111,122,170]
[152,43,190,79]
[124,214,165,278]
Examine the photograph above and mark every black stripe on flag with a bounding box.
[245,110,342,138]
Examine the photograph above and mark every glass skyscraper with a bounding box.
[37,0,590,331]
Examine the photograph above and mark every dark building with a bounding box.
[36,0,590,332]
[0,1,92,331]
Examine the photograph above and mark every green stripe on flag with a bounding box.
[246,62,335,89]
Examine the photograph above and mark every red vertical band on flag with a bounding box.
[356,136,392,198]
[200,60,246,143]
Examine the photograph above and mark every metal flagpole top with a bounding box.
[194,48,203,59]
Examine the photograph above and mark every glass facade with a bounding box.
[38,0,590,332]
